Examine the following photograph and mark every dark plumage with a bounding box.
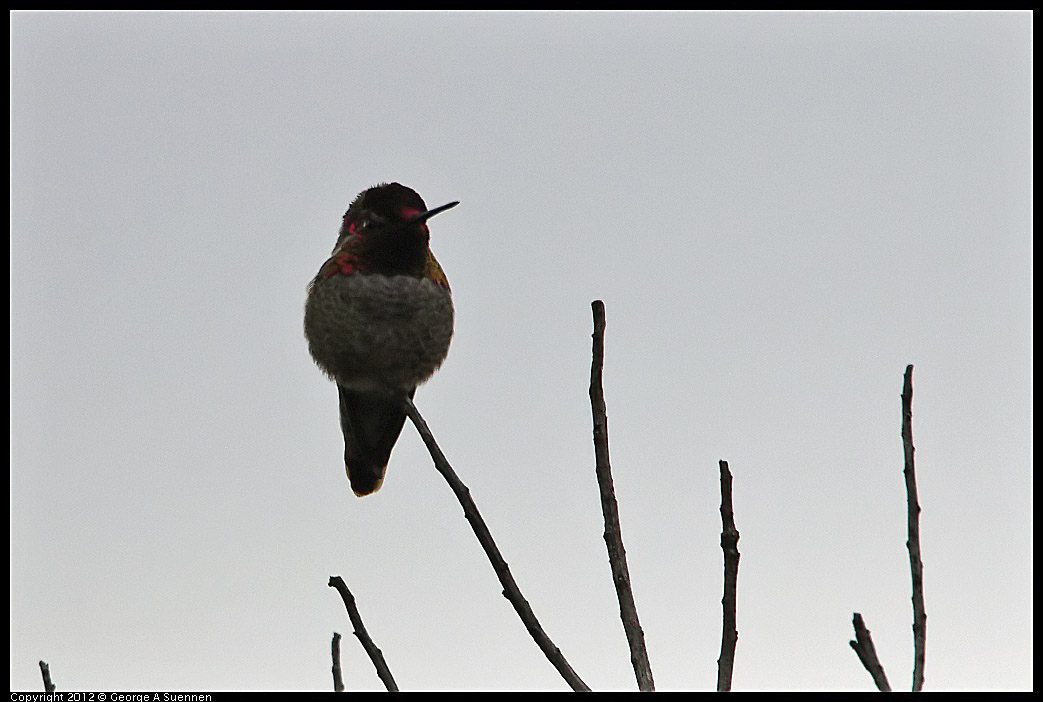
[305,183,456,495]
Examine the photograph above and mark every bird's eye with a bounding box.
[358,214,385,230]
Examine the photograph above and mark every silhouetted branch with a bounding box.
[331,631,344,692]
[403,398,591,692]
[849,612,892,692]
[328,576,398,692]
[902,365,927,691]
[716,460,740,692]
[38,660,55,693]
[589,300,655,692]
[850,365,927,692]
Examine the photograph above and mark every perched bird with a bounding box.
[305,183,457,496]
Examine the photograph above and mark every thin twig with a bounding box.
[902,364,927,691]
[38,660,55,693]
[331,631,345,692]
[403,398,591,692]
[849,612,892,691]
[716,460,740,692]
[589,300,655,692]
[328,576,399,692]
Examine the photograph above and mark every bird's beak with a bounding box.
[409,201,459,224]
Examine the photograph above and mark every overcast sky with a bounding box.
[10,11,1032,692]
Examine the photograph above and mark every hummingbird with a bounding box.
[305,183,457,496]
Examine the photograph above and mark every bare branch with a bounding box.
[331,631,344,692]
[589,300,655,692]
[38,660,55,693]
[328,576,398,692]
[902,364,927,691]
[849,612,892,692]
[403,398,591,691]
[716,460,740,692]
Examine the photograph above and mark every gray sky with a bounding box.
[10,11,1032,692]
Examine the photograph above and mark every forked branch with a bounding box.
[849,365,927,692]
[328,576,398,692]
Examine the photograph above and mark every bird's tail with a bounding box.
[337,384,414,496]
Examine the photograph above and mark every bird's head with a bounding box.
[338,183,458,257]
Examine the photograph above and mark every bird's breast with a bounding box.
[305,272,454,390]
